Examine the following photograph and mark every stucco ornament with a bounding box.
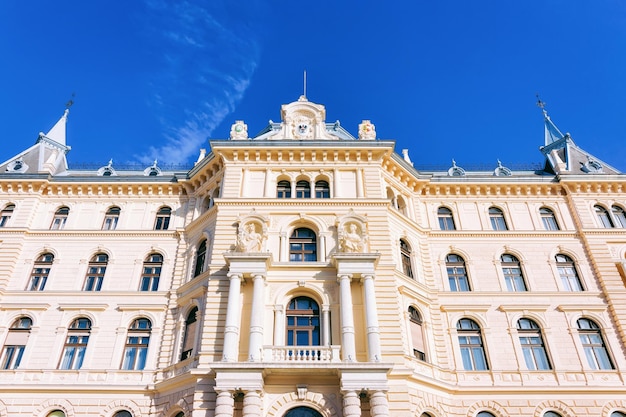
[230,120,248,140]
[358,120,376,140]
[236,222,266,252]
[292,115,314,139]
[338,222,368,253]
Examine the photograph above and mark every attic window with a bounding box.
[6,158,28,173]
[143,161,162,177]
[581,157,603,174]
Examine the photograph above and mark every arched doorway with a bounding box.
[284,406,323,417]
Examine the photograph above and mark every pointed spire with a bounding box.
[43,108,69,146]
[536,95,564,146]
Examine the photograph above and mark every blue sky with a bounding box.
[1,1,625,171]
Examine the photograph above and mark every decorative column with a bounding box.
[242,390,263,417]
[319,234,326,262]
[362,274,382,362]
[273,304,285,345]
[263,168,272,197]
[248,274,266,361]
[369,391,390,417]
[279,232,288,262]
[214,389,234,417]
[356,168,364,198]
[342,390,361,417]
[322,305,331,346]
[333,168,341,197]
[338,274,356,361]
[222,273,243,362]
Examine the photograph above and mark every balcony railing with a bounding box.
[263,345,341,363]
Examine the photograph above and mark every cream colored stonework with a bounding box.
[0,98,625,417]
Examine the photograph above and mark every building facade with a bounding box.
[1,97,626,417]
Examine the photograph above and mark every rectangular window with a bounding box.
[1,345,25,369]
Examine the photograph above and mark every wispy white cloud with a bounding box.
[135,0,264,164]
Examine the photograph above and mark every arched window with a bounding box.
[489,207,508,231]
[59,317,91,369]
[386,187,396,208]
[140,253,163,291]
[517,318,551,370]
[289,228,317,262]
[420,414,434,417]
[295,180,311,198]
[180,307,198,361]
[612,205,626,228]
[83,253,108,291]
[193,239,207,277]
[595,205,614,228]
[577,318,613,370]
[154,206,171,230]
[51,206,69,230]
[397,196,407,215]
[47,411,66,417]
[284,407,323,417]
[102,206,121,230]
[539,207,559,230]
[556,254,583,291]
[437,206,456,230]
[456,318,488,370]
[314,180,330,198]
[28,252,54,291]
[446,254,470,291]
[1,316,32,369]
[501,254,527,292]
[0,203,15,227]
[174,413,185,417]
[113,411,133,417]
[543,412,562,417]
[409,307,425,361]
[287,297,320,348]
[477,413,496,417]
[277,180,291,198]
[611,412,626,417]
[122,318,151,370]
[400,239,413,278]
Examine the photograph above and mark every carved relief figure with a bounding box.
[339,223,367,253]
[237,222,264,252]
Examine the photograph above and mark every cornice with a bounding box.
[16,230,180,238]
[215,199,390,208]
[421,182,565,197]
[58,303,109,311]
[0,179,186,198]
[0,303,51,311]
[427,230,579,239]
[211,142,393,165]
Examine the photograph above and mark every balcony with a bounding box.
[263,345,341,363]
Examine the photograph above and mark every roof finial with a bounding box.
[536,93,548,117]
[65,93,75,110]
[303,70,307,99]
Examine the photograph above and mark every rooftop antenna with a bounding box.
[303,70,307,99]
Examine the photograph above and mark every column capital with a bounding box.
[337,273,353,283]
[227,272,243,280]
[274,304,284,312]
[360,274,375,283]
